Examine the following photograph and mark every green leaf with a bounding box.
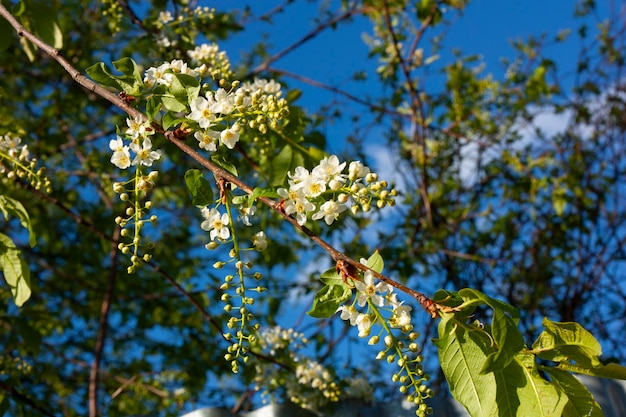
[0,195,37,247]
[481,308,525,374]
[319,266,344,286]
[113,57,142,84]
[146,96,161,122]
[30,2,63,49]
[161,111,186,130]
[307,284,352,318]
[546,369,603,417]
[556,361,626,379]
[513,353,568,416]
[458,288,520,321]
[0,14,14,52]
[86,62,123,90]
[169,73,200,105]
[434,314,499,417]
[184,169,214,207]
[365,250,384,273]
[211,154,238,177]
[532,318,602,366]
[270,145,294,186]
[161,95,188,112]
[0,233,32,307]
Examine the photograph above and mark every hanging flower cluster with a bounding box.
[0,133,51,192]
[278,155,397,226]
[336,256,433,416]
[252,326,373,412]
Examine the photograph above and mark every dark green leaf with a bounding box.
[184,169,214,207]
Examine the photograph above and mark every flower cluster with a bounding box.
[278,156,397,226]
[110,117,162,273]
[187,42,233,81]
[143,60,206,88]
[336,257,433,415]
[252,326,373,412]
[187,79,288,154]
[0,134,51,192]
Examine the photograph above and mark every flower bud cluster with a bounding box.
[0,134,52,192]
[336,258,432,415]
[186,78,289,153]
[277,155,397,226]
[187,43,234,81]
[219,257,266,374]
[252,326,373,412]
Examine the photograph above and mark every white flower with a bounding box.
[194,130,218,152]
[252,231,267,251]
[239,205,256,226]
[312,155,346,182]
[220,124,240,149]
[355,270,390,307]
[349,161,370,181]
[312,200,346,225]
[337,304,359,326]
[159,11,173,24]
[212,88,235,114]
[143,62,172,87]
[389,303,412,328]
[188,94,217,129]
[200,207,230,241]
[355,313,372,338]
[130,138,162,167]
[125,117,154,140]
[109,136,131,169]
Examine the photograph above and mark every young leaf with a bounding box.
[211,154,238,177]
[184,169,214,207]
[365,250,384,273]
[532,318,602,366]
[0,233,31,307]
[169,73,200,105]
[307,284,352,318]
[113,57,142,84]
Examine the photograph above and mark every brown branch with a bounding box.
[89,226,121,417]
[0,2,444,317]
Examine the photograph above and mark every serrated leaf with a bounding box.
[546,369,602,417]
[307,284,352,318]
[0,195,36,247]
[0,233,31,307]
[532,318,602,366]
[184,169,214,207]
